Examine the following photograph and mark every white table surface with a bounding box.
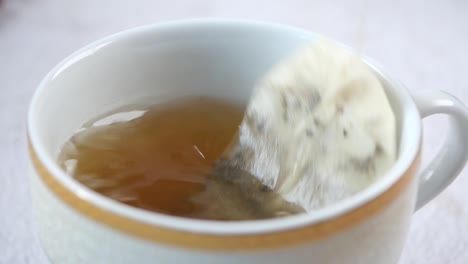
[1,0,467,263]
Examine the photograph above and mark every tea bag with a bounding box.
[215,39,396,212]
[192,164,305,220]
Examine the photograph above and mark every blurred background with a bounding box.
[1,0,467,263]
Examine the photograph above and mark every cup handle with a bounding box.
[411,90,468,210]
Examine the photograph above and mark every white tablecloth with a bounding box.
[1,0,467,263]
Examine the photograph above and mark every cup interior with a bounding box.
[28,19,421,233]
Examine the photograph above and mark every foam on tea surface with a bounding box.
[59,98,303,220]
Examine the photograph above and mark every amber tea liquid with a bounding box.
[59,97,303,220]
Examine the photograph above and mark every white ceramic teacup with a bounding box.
[28,19,468,264]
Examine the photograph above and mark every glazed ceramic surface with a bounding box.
[28,19,468,264]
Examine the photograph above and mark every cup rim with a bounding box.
[28,18,422,236]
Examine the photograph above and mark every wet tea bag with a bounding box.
[215,39,396,212]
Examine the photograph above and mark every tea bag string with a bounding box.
[355,0,368,55]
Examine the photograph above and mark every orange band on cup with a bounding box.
[29,142,420,250]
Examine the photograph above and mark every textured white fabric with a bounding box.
[1,0,467,263]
